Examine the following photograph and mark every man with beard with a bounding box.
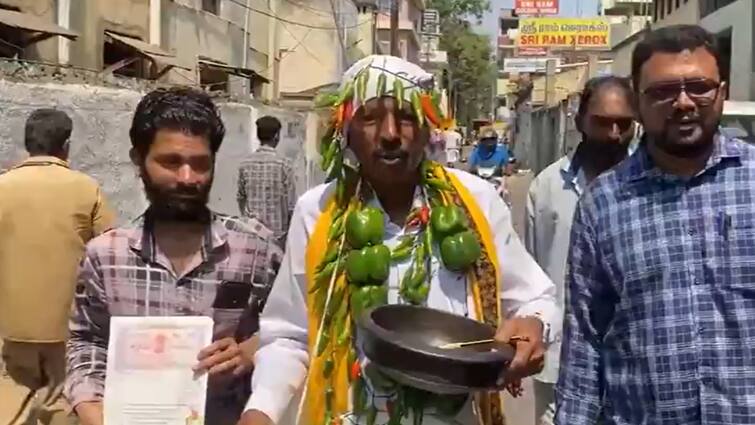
[239,55,558,425]
[64,88,282,425]
[556,25,755,424]
[524,76,636,425]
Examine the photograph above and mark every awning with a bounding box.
[0,9,78,40]
[105,31,190,71]
[198,58,270,84]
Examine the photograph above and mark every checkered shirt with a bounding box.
[556,134,755,424]
[64,211,282,409]
[237,146,296,241]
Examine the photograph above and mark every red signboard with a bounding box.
[515,0,559,15]
[517,47,548,56]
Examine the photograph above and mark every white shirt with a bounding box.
[444,131,462,150]
[524,155,583,384]
[245,168,559,423]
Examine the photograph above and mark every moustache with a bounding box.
[668,112,701,124]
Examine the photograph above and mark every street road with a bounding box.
[501,170,537,425]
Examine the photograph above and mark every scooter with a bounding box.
[475,166,511,207]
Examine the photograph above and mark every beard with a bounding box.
[647,110,720,159]
[579,136,630,172]
[141,172,211,222]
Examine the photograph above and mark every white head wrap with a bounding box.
[341,55,437,108]
[336,55,441,167]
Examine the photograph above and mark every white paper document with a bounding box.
[104,316,214,425]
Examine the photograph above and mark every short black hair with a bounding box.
[631,25,723,90]
[129,87,225,157]
[576,75,635,127]
[256,116,281,142]
[24,109,72,155]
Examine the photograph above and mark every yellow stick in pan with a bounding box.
[438,336,529,350]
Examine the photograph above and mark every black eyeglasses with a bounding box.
[591,116,635,133]
[642,78,722,106]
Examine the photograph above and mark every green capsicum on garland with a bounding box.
[309,61,487,424]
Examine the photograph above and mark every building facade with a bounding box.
[601,0,652,47]
[275,0,372,106]
[611,0,754,101]
[0,0,275,99]
[375,0,423,64]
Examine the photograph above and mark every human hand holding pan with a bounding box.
[438,333,535,397]
[358,305,520,394]
[495,316,546,396]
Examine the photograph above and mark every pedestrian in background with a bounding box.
[525,75,636,425]
[237,116,296,248]
[443,126,462,166]
[65,88,282,425]
[0,109,113,425]
[558,25,755,424]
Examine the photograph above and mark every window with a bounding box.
[0,4,22,58]
[200,66,229,92]
[667,0,673,14]
[102,36,148,78]
[202,0,220,14]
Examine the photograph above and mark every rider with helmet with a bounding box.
[469,127,511,177]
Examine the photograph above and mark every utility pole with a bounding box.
[544,59,557,107]
[390,0,399,56]
[329,0,346,75]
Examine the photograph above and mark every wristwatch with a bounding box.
[531,312,551,345]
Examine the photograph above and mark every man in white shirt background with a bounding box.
[239,55,559,425]
[524,75,637,425]
[443,127,462,166]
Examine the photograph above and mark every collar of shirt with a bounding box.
[13,155,69,170]
[627,131,742,183]
[127,210,228,264]
[256,145,277,154]
[560,152,586,196]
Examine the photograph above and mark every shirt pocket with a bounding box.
[211,281,253,338]
[720,213,755,295]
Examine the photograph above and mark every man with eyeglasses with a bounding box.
[525,75,637,425]
[556,25,755,425]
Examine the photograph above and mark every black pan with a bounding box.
[356,304,513,393]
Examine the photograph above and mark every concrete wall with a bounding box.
[67,0,151,71]
[0,0,272,98]
[611,37,641,78]
[169,0,271,73]
[700,0,755,101]
[276,0,360,95]
[652,0,700,28]
[0,80,316,225]
[515,95,581,174]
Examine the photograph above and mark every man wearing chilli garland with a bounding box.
[239,55,559,425]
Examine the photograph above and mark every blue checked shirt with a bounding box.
[556,134,755,425]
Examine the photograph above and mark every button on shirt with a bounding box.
[557,135,755,425]
[525,155,585,384]
[64,212,282,410]
[245,168,559,424]
[237,146,296,242]
[0,156,113,342]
